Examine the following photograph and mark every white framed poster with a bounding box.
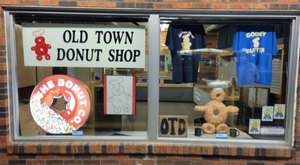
[249,119,261,134]
[104,75,136,115]
[274,104,285,119]
[22,23,145,68]
[261,106,273,122]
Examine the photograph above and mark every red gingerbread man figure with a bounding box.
[31,36,51,61]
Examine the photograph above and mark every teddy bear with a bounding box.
[31,36,51,61]
[194,88,239,134]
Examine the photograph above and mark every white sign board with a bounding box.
[22,23,145,68]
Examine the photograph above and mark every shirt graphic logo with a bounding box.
[244,32,265,54]
[179,31,194,51]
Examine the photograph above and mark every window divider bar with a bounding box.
[147,15,160,141]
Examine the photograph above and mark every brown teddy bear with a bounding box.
[194,88,239,134]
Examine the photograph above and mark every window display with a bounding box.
[8,11,295,144]
[16,20,148,137]
[159,20,289,141]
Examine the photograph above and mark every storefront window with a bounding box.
[159,18,290,141]
[14,17,148,138]
[6,10,297,144]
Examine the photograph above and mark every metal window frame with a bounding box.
[3,6,299,146]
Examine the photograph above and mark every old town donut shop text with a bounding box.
[22,24,145,68]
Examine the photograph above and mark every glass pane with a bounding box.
[16,20,148,137]
[159,19,289,141]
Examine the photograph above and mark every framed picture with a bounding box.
[104,75,136,115]
[261,106,273,122]
[249,119,261,134]
[274,104,285,119]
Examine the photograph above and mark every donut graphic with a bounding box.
[30,75,91,134]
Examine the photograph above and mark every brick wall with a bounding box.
[1,0,300,164]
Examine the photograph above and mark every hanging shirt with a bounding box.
[165,23,206,83]
[232,25,278,86]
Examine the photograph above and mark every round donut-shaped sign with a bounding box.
[30,75,91,134]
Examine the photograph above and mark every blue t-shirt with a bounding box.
[165,23,206,83]
[233,25,278,86]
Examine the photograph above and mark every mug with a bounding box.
[229,128,240,137]
[195,127,204,136]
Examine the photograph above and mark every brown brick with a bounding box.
[289,4,300,10]
[260,0,279,2]
[58,1,77,6]
[8,160,26,165]
[124,143,136,154]
[26,159,45,165]
[136,159,155,165]
[24,143,37,154]
[99,2,117,8]
[196,0,220,2]
[173,160,191,165]
[212,3,230,9]
[125,0,145,2]
[0,153,18,159]
[0,0,18,5]
[46,160,63,165]
[71,142,79,153]
[251,3,269,9]
[275,148,285,157]
[107,143,119,154]
[77,1,98,7]
[109,155,128,159]
[227,161,246,165]
[41,143,49,154]
[207,145,214,155]
[211,160,228,165]
[223,0,239,2]
[38,0,58,6]
[240,0,258,2]
[118,159,136,165]
[136,2,154,8]
[82,160,101,165]
[154,3,174,8]
[0,100,8,107]
[64,160,82,165]
[0,160,8,165]
[177,145,184,154]
[101,159,118,165]
[173,3,193,8]
[278,0,297,2]
[157,160,173,165]
[95,143,103,154]
[18,0,38,5]
[191,160,210,165]
[193,4,212,9]
[269,4,289,9]
[218,146,225,155]
[0,75,7,82]
[230,3,251,9]
[284,148,292,157]
[136,143,147,154]
[189,145,196,154]
[0,118,8,125]
[117,2,136,8]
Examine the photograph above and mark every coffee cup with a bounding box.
[229,128,240,137]
[195,127,204,136]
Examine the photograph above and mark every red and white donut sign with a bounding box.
[30,75,91,134]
